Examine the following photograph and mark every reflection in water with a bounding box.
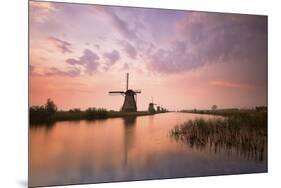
[29,113,267,187]
[122,116,137,166]
[31,121,56,131]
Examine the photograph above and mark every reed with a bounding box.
[170,112,267,161]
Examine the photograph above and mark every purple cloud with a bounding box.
[119,40,137,59]
[94,44,100,49]
[146,46,195,74]
[66,49,100,75]
[103,50,120,65]
[47,36,72,53]
[96,7,138,40]
[177,13,267,63]
[95,7,157,61]
[146,13,267,74]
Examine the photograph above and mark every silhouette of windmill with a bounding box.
[148,97,157,113]
[109,73,141,112]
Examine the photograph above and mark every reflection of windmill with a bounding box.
[109,73,141,112]
[148,97,157,113]
[122,116,137,166]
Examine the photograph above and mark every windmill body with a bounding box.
[148,103,156,113]
[122,90,137,112]
[109,73,141,112]
[148,97,157,113]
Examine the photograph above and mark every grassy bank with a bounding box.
[170,111,267,161]
[181,108,266,117]
[30,108,160,126]
[30,98,169,126]
[53,110,154,121]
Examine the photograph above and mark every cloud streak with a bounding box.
[119,40,137,59]
[47,36,72,53]
[96,7,138,40]
[30,66,81,77]
[45,67,81,77]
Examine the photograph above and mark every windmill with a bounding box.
[157,106,161,112]
[109,73,141,112]
[148,97,157,113]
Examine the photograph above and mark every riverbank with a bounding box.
[30,110,167,126]
[180,108,267,117]
[54,111,156,121]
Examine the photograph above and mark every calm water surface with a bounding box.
[29,112,267,187]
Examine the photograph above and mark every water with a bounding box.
[29,112,267,187]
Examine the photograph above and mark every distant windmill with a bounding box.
[109,73,141,112]
[157,106,161,112]
[148,97,157,113]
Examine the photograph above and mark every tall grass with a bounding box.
[170,112,267,161]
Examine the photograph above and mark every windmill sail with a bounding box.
[133,90,141,93]
[109,91,125,94]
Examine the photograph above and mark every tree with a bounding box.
[211,105,217,111]
[45,98,58,115]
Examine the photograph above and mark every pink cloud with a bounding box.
[44,67,81,77]
[30,65,81,77]
[29,1,58,23]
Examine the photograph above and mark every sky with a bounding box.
[29,1,267,111]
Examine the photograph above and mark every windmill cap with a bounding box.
[125,89,137,95]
